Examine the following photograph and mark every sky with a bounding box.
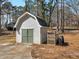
[8,0,25,7]
[9,0,49,7]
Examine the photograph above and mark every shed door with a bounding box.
[22,29,33,43]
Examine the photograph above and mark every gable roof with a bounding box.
[14,12,48,28]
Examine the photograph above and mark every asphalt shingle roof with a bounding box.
[36,17,48,27]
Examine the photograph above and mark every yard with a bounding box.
[0,31,32,59]
[1,0,79,59]
[32,30,79,59]
[0,30,79,59]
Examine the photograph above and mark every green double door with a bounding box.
[22,29,33,43]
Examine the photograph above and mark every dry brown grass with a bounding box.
[32,31,79,59]
[0,30,79,59]
[0,31,16,44]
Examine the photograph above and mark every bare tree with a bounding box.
[0,0,7,35]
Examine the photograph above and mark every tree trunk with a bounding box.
[56,0,59,31]
[0,9,1,35]
[61,0,64,33]
[7,14,9,24]
[37,0,40,16]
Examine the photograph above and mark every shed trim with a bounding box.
[14,12,37,28]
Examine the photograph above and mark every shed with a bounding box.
[14,12,48,44]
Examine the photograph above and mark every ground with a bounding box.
[0,31,32,59]
[32,30,79,59]
[0,31,16,44]
[0,44,32,59]
[0,30,79,59]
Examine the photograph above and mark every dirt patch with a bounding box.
[0,44,32,59]
[0,31,32,59]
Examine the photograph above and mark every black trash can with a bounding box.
[55,36,64,45]
[55,37,60,45]
[60,36,64,45]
